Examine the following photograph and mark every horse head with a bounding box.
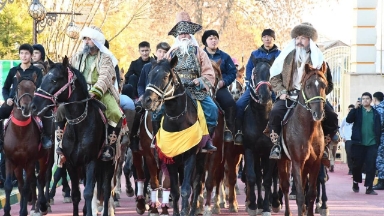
[249,57,273,105]
[15,71,37,117]
[143,56,179,111]
[211,59,222,89]
[300,63,328,121]
[31,56,86,117]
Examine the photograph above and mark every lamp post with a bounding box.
[28,0,82,44]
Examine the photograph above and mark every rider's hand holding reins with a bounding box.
[279,93,289,100]
[6,98,13,106]
[89,92,95,99]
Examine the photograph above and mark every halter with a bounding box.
[298,70,327,111]
[14,78,36,117]
[249,75,272,103]
[34,67,76,106]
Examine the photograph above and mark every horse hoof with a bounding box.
[246,208,257,216]
[272,204,281,213]
[116,193,121,199]
[98,205,104,212]
[262,212,271,216]
[219,202,225,208]
[288,194,296,200]
[30,211,42,216]
[212,204,220,214]
[257,209,263,215]
[63,197,72,203]
[41,209,48,215]
[203,206,212,216]
[136,207,146,215]
[149,213,160,216]
[49,198,54,205]
[319,208,329,216]
[114,201,120,207]
[47,206,52,213]
[126,188,135,197]
[229,204,238,213]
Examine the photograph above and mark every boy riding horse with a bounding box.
[266,22,338,160]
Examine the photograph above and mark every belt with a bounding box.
[178,73,198,80]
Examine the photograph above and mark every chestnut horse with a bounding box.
[31,57,116,216]
[277,63,328,216]
[3,72,50,216]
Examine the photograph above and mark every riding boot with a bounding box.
[201,126,217,153]
[129,106,143,152]
[152,120,161,137]
[234,117,243,145]
[223,106,236,142]
[54,121,66,155]
[373,179,384,190]
[101,124,122,161]
[269,129,282,160]
[122,109,136,147]
[41,120,53,149]
[0,120,3,152]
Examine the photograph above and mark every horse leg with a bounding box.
[132,152,146,214]
[167,163,180,216]
[278,158,292,216]
[292,163,306,216]
[261,156,273,215]
[66,164,81,216]
[3,159,15,216]
[36,157,49,215]
[306,164,321,216]
[315,178,321,214]
[271,163,281,213]
[61,165,72,203]
[255,155,264,215]
[212,162,225,214]
[320,178,329,216]
[123,150,134,197]
[145,155,160,216]
[190,153,206,216]
[160,164,171,216]
[203,153,215,215]
[244,148,257,216]
[20,164,34,216]
[180,154,196,216]
[49,166,61,204]
[227,150,241,213]
[102,161,114,216]
[83,160,97,216]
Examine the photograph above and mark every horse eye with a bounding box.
[306,85,310,89]
[51,79,57,83]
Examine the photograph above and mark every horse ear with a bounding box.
[16,71,21,81]
[170,55,178,69]
[47,58,54,68]
[320,62,327,74]
[251,55,258,68]
[305,64,312,74]
[32,72,37,83]
[239,66,245,73]
[216,59,222,67]
[151,58,158,68]
[63,55,69,68]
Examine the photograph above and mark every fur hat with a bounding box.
[32,44,46,61]
[168,11,202,38]
[290,22,318,42]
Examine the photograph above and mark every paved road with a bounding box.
[4,162,384,215]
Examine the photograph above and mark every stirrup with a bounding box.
[234,131,243,145]
[223,129,233,142]
[322,146,330,160]
[269,144,281,160]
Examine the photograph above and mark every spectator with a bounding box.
[347,92,381,195]
[372,91,384,190]
[340,104,355,175]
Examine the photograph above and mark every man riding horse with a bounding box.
[55,26,122,161]
[166,11,218,152]
[202,29,237,142]
[266,22,338,160]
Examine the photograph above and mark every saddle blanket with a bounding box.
[156,101,208,164]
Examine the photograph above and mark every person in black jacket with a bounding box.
[123,41,153,99]
[347,92,381,195]
[0,44,47,150]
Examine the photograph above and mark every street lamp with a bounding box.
[28,0,82,44]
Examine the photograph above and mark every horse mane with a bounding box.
[210,60,222,82]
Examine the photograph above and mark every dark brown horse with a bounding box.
[31,57,116,216]
[143,57,207,216]
[3,72,50,216]
[278,63,328,216]
[200,60,226,215]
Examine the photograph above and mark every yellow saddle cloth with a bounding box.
[156,101,208,162]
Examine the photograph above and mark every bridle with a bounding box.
[249,73,272,103]
[14,79,36,117]
[145,69,188,120]
[34,67,89,124]
[298,70,327,111]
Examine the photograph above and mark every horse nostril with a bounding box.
[31,104,36,111]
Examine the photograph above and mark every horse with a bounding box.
[228,66,246,101]
[242,58,282,216]
[199,60,226,215]
[142,57,207,216]
[30,56,116,216]
[3,72,50,216]
[277,63,328,216]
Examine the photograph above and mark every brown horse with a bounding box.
[3,72,50,216]
[200,60,226,215]
[278,63,328,216]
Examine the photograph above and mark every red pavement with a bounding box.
[6,162,384,215]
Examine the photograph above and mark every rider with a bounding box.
[267,22,338,160]
[166,11,218,152]
[234,29,280,145]
[55,26,123,161]
[32,44,48,76]
[127,42,171,153]
[0,44,46,150]
[202,30,237,142]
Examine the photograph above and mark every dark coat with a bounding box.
[124,57,153,84]
[346,106,381,145]
[203,48,237,87]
